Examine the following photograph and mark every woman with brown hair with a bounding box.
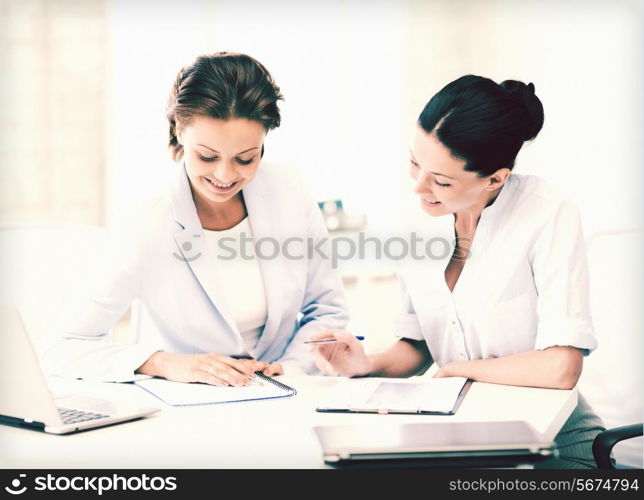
[311,75,605,468]
[43,52,349,385]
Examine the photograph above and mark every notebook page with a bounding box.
[318,377,468,413]
[317,378,383,409]
[366,377,468,413]
[135,377,289,406]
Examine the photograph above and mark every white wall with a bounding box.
[106,0,406,231]
[107,0,643,236]
[106,0,208,224]
[401,0,643,235]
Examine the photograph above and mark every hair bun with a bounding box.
[500,79,544,141]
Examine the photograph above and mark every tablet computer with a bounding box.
[314,421,556,467]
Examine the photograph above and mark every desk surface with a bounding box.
[0,375,577,468]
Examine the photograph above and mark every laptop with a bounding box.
[0,306,160,434]
[314,421,557,467]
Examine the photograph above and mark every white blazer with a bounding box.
[41,163,349,381]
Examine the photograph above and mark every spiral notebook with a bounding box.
[134,373,296,406]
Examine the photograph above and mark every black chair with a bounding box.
[593,424,643,469]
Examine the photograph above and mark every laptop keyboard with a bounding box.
[58,407,109,425]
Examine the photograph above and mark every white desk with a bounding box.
[0,376,577,468]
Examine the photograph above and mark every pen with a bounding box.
[304,336,365,345]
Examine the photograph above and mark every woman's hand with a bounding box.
[309,331,372,377]
[261,362,284,377]
[136,352,270,387]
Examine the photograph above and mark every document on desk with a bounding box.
[134,374,296,406]
[316,376,471,415]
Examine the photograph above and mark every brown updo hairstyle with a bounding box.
[166,52,283,162]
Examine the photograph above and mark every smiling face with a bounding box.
[177,116,266,207]
[409,125,510,217]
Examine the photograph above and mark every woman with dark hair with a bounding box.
[311,75,604,468]
[43,52,349,385]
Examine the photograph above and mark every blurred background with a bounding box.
[0,0,642,466]
[2,0,642,231]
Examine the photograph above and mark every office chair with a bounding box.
[593,424,643,469]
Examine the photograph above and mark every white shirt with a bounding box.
[396,174,598,367]
[203,217,268,356]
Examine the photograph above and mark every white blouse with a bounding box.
[203,217,268,357]
[396,173,598,367]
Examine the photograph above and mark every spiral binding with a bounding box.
[256,373,297,395]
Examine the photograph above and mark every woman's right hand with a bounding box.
[309,331,372,377]
[136,352,268,387]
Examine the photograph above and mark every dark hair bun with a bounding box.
[500,80,544,141]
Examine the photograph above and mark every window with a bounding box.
[0,0,107,226]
